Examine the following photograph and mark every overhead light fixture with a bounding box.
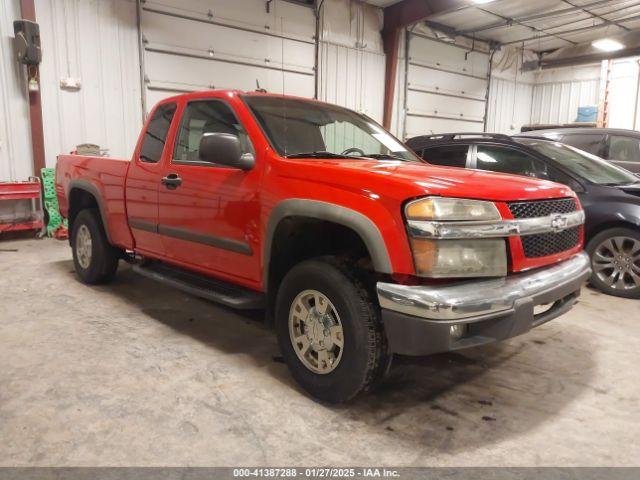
[592,38,625,52]
[472,0,496,4]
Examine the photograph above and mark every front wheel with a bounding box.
[275,257,390,403]
[71,209,119,284]
[587,227,640,299]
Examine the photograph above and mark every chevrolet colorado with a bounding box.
[56,90,591,403]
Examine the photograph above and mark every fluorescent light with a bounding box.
[472,0,496,3]
[592,38,625,52]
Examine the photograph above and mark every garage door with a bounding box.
[140,0,316,111]
[405,32,489,138]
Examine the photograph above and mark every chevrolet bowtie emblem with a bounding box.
[550,213,569,233]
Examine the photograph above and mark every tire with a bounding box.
[275,257,390,403]
[586,227,640,299]
[71,208,119,285]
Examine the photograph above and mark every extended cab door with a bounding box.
[156,97,263,290]
[125,101,178,256]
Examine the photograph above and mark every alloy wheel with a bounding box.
[288,289,344,374]
[592,236,640,291]
[75,224,93,269]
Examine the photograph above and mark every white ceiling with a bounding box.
[427,0,640,51]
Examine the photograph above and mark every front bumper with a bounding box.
[377,252,591,356]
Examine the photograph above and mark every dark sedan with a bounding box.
[406,133,640,298]
[517,128,640,174]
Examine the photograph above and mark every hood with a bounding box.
[279,159,576,203]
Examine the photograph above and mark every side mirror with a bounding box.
[198,132,255,171]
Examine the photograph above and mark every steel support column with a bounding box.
[19,0,46,176]
[381,0,465,129]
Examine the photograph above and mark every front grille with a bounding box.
[508,198,577,219]
[521,227,580,258]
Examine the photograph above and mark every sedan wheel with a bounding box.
[589,231,640,298]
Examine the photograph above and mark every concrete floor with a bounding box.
[1,237,639,467]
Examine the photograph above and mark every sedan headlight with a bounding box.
[405,197,507,278]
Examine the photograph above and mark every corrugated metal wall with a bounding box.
[608,57,640,130]
[485,49,535,134]
[36,0,143,164]
[317,0,385,123]
[530,64,601,126]
[6,1,640,183]
[0,0,34,181]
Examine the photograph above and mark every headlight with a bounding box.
[406,197,506,278]
[409,238,507,278]
[406,197,501,221]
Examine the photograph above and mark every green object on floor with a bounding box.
[40,168,68,236]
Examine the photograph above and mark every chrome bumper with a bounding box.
[377,252,591,321]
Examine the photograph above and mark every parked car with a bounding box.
[517,128,640,174]
[406,133,640,299]
[55,93,590,403]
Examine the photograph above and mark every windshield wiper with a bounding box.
[285,151,365,159]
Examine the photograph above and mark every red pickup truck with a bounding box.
[56,90,591,402]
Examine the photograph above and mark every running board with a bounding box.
[132,262,265,309]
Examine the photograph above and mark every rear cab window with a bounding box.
[420,145,470,168]
[139,103,177,163]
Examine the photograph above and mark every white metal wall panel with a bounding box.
[141,0,316,107]
[405,33,489,137]
[608,58,640,130]
[0,0,33,181]
[530,65,600,126]
[318,43,385,121]
[36,0,142,164]
[486,77,534,134]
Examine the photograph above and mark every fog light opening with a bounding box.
[450,323,468,341]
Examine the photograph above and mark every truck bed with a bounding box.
[55,154,134,249]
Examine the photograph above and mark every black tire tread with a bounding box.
[71,208,119,285]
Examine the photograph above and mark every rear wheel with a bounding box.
[71,209,119,284]
[275,257,390,403]
[587,227,640,299]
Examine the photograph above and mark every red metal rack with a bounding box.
[0,177,44,234]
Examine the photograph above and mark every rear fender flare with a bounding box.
[68,179,112,244]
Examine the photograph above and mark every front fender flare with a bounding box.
[264,199,393,289]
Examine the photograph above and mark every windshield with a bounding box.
[242,95,420,162]
[518,139,639,186]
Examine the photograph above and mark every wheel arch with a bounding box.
[264,200,392,291]
[586,219,640,248]
[68,180,112,244]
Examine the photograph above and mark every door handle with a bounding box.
[161,173,182,189]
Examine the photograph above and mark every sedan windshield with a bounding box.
[242,95,420,162]
[518,139,639,186]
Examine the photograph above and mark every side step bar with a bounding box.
[132,262,265,309]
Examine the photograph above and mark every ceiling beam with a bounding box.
[523,29,640,70]
[561,0,631,32]
[459,0,617,34]
[501,12,640,47]
[381,0,466,129]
